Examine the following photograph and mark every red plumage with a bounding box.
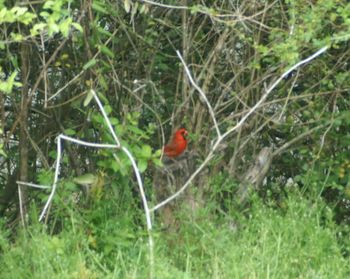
[163,128,188,158]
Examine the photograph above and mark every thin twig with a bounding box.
[272,124,327,156]
[39,137,62,221]
[278,69,299,121]
[60,135,119,148]
[40,33,48,108]
[176,50,221,137]
[138,0,189,10]
[47,70,85,102]
[17,181,51,189]
[91,90,121,146]
[46,91,87,109]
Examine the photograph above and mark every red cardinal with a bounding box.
[163,128,188,158]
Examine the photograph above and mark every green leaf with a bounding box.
[59,17,72,37]
[0,8,7,22]
[128,125,146,136]
[39,11,50,18]
[154,149,162,157]
[43,0,55,10]
[92,1,108,14]
[0,71,21,94]
[153,158,163,167]
[73,173,97,185]
[64,181,78,191]
[99,74,108,90]
[138,159,147,173]
[11,6,28,17]
[110,160,120,172]
[140,145,152,159]
[10,32,23,42]
[71,22,83,33]
[47,22,59,36]
[49,150,57,159]
[109,117,119,125]
[99,45,115,58]
[83,90,94,107]
[30,23,47,36]
[38,170,54,186]
[0,143,7,158]
[64,128,76,136]
[140,4,149,14]
[96,26,112,38]
[104,105,112,115]
[83,59,97,70]
[91,113,104,125]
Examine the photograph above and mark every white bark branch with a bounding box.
[176,50,221,137]
[16,181,51,189]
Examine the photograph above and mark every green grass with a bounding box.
[0,192,349,278]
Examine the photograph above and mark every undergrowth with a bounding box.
[0,188,349,279]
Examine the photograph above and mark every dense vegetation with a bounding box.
[0,0,349,278]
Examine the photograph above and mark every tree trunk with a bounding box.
[237,147,273,204]
[18,42,31,225]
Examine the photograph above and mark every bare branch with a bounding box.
[39,137,62,222]
[138,0,189,10]
[16,181,50,189]
[176,50,221,138]
[91,90,121,147]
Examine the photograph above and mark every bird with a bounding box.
[163,128,188,158]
